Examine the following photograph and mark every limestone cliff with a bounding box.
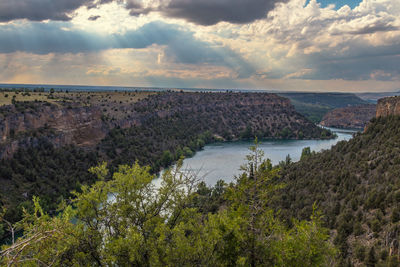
[319,104,376,129]
[0,92,332,159]
[376,96,400,117]
[0,103,107,158]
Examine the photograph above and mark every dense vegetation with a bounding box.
[0,139,98,224]
[0,145,335,266]
[279,92,369,123]
[271,115,400,266]
[0,92,332,243]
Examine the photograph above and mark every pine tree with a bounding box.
[366,246,377,267]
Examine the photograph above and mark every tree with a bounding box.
[182,146,193,157]
[300,146,312,161]
[0,161,201,266]
[222,140,335,266]
[366,246,377,267]
[160,150,173,167]
[279,154,292,167]
[241,125,253,140]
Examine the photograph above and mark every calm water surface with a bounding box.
[170,127,356,186]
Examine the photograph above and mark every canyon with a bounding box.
[0,92,331,159]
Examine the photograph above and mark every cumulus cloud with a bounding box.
[220,0,400,82]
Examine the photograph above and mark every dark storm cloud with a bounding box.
[88,15,101,21]
[163,0,288,25]
[0,0,115,22]
[125,0,152,16]
[126,0,289,25]
[0,22,106,53]
[0,22,184,54]
[0,21,255,77]
[0,0,287,25]
[285,42,400,81]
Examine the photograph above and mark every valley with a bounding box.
[0,89,332,233]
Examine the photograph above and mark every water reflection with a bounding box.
[167,127,356,186]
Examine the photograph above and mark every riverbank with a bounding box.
[159,127,356,186]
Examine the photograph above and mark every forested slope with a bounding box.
[273,115,400,265]
[100,92,332,172]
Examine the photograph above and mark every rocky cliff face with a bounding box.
[319,104,376,129]
[0,92,331,159]
[0,103,107,158]
[376,96,400,117]
[118,92,331,142]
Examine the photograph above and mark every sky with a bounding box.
[0,0,399,92]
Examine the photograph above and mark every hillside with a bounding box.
[99,92,332,168]
[0,91,332,232]
[320,104,376,129]
[0,90,154,159]
[271,99,400,265]
[279,92,369,123]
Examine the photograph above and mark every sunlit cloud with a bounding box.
[0,0,399,92]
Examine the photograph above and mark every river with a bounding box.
[159,127,356,186]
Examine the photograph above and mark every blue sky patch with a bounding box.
[304,0,362,9]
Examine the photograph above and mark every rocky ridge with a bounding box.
[376,96,400,117]
[319,104,376,129]
[0,103,107,158]
[0,92,332,159]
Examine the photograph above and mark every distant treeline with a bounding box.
[0,88,46,93]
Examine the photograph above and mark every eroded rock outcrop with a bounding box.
[0,103,107,158]
[0,92,332,160]
[376,96,400,117]
[319,104,376,129]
